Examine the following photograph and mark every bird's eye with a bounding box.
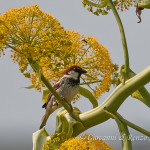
[73,68,78,72]
[75,68,81,72]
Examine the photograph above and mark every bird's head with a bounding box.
[62,66,87,80]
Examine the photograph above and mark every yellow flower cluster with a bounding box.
[0,4,117,98]
[82,0,138,14]
[115,0,135,11]
[83,36,114,98]
[43,133,114,150]
[42,133,67,150]
[82,0,110,15]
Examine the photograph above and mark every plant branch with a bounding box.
[80,80,102,85]
[104,108,132,150]
[72,66,150,136]
[129,69,150,107]
[104,109,150,137]
[3,42,23,54]
[116,113,150,137]
[108,0,130,79]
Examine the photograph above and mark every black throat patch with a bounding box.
[68,78,80,86]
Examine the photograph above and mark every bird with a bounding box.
[40,66,87,129]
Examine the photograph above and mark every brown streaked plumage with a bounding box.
[40,66,87,129]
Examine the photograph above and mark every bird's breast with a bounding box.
[56,79,79,103]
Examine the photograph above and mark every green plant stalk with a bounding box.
[72,66,150,136]
[28,58,80,122]
[83,0,107,8]
[116,113,150,137]
[104,109,132,150]
[80,80,102,85]
[138,87,150,106]
[129,69,150,106]
[108,0,130,79]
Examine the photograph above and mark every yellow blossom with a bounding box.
[82,0,140,14]
[42,133,67,150]
[0,4,117,99]
[57,134,114,150]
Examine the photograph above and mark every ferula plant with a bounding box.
[0,1,150,150]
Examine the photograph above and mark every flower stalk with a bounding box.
[115,113,150,137]
[108,0,130,80]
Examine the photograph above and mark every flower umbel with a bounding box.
[42,133,67,150]
[0,4,117,99]
[82,0,140,14]
[42,133,114,150]
[58,134,114,150]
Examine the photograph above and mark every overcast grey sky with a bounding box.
[0,0,150,150]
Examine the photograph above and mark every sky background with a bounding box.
[0,0,150,150]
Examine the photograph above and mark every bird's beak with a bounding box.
[81,69,87,74]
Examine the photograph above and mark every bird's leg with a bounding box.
[68,103,73,112]
[61,96,73,112]
[53,100,59,106]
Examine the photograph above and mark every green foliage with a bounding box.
[1,2,150,150]
[42,88,50,103]
[132,90,150,107]
[55,108,84,138]
[33,128,49,150]
[78,86,98,108]
[119,65,126,84]
[104,109,132,150]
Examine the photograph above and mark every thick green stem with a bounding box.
[129,69,150,106]
[138,87,150,106]
[72,66,150,136]
[104,109,132,150]
[108,0,130,79]
[83,0,107,8]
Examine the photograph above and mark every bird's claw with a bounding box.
[61,97,73,112]
[68,103,73,112]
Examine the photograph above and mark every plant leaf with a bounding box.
[55,107,84,138]
[42,88,50,103]
[131,90,150,107]
[119,65,125,84]
[78,86,98,108]
[32,128,49,150]
[104,109,132,150]
[25,84,36,89]
[129,68,150,108]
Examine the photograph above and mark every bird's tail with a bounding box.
[39,109,53,129]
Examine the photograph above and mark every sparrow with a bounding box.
[40,66,87,129]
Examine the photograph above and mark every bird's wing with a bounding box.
[42,80,64,109]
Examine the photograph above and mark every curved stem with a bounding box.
[80,80,102,85]
[116,113,150,137]
[104,109,132,150]
[73,66,150,136]
[108,0,130,79]
[83,0,107,8]
[129,69,150,107]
